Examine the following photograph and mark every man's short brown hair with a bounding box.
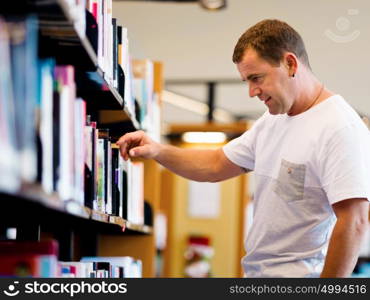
[233,19,311,69]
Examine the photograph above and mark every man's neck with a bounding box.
[287,73,332,116]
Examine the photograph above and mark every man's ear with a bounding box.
[284,53,298,77]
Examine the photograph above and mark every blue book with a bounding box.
[0,17,19,192]
[8,14,39,183]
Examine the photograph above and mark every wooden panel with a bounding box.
[99,110,130,124]
[144,160,161,210]
[99,234,156,277]
[160,169,175,277]
[153,61,164,95]
[163,173,244,277]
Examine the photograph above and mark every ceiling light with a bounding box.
[182,131,227,143]
[199,0,226,10]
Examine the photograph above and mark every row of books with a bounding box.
[5,0,162,134]
[0,13,87,203]
[0,240,142,278]
[87,0,117,88]
[86,0,131,111]
[0,15,145,225]
[33,0,123,94]
[86,123,144,224]
[86,1,161,137]
[64,257,142,278]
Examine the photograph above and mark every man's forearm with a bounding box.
[154,144,219,182]
[320,217,367,277]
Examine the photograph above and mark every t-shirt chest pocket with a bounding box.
[273,159,306,202]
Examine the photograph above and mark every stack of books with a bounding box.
[0,240,142,278]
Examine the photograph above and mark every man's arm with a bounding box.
[320,198,369,277]
[117,130,246,182]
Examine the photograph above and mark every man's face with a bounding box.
[236,48,294,115]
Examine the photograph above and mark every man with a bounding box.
[117,19,370,277]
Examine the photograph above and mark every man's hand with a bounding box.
[116,130,161,161]
[117,131,245,182]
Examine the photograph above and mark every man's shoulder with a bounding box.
[311,94,359,124]
[313,95,369,141]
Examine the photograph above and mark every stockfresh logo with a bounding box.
[324,9,360,43]
[3,281,20,297]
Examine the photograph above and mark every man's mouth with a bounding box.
[264,97,271,104]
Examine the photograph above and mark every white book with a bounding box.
[60,262,91,278]
[40,60,54,194]
[106,0,113,85]
[127,160,133,222]
[81,256,141,278]
[74,98,86,205]
[97,138,106,212]
[106,141,112,215]
[58,86,74,201]
[118,154,125,218]
[129,161,144,225]
[97,0,104,70]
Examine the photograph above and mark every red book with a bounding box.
[0,255,40,277]
[0,240,59,277]
[0,240,58,255]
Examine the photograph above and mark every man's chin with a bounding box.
[267,106,287,115]
[268,108,280,115]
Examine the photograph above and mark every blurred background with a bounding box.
[110,0,370,278]
[113,0,370,125]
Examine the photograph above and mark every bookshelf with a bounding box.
[0,0,162,278]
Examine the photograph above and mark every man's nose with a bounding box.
[249,85,261,98]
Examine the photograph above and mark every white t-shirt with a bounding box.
[223,95,370,277]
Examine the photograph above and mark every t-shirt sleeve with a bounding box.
[222,122,259,171]
[319,122,370,205]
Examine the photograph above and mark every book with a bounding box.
[0,17,19,192]
[81,256,142,278]
[112,18,118,88]
[55,65,76,202]
[96,136,106,213]
[84,117,96,209]
[133,59,154,129]
[59,261,94,278]
[74,98,86,205]
[129,161,144,225]
[111,147,120,216]
[39,59,56,195]
[8,15,39,184]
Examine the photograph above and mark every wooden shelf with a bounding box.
[17,183,89,219]
[0,185,155,236]
[125,221,153,234]
[109,216,125,228]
